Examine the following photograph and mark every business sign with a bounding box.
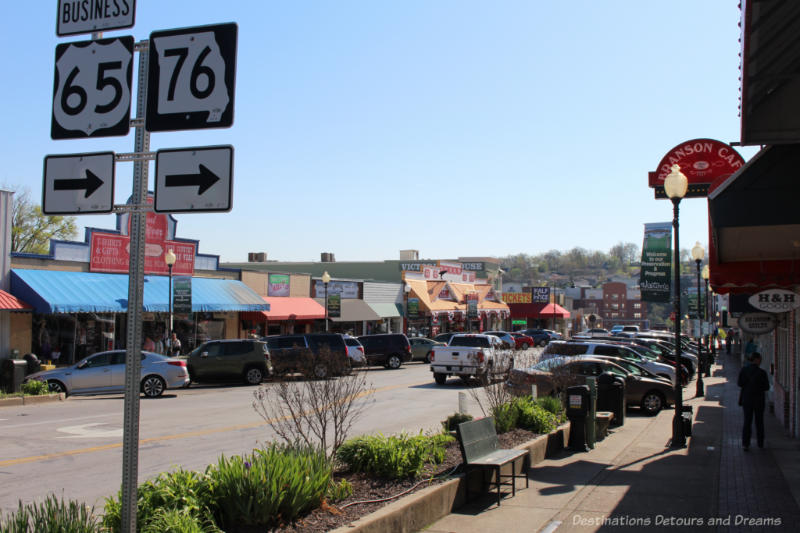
[399,261,434,272]
[43,151,114,214]
[438,287,452,300]
[315,281,359,299]
[52,36,134,139]
[461,262,485,271]
[647,139,745,198]
[502,292,532,304]
[173,276,192,314]
[687,287,702,319]
[748,289,800,313]
[57,0,136,36]
[154,145,233,213]
[738,312,778,335]
[531,287,550,304]
[407,298,420,319]
[327,293,341,318]
[147,22,237,132]
[466,293,479,319]
[422,266,476,283]
[640,222,672,302]
[268,274,290,297]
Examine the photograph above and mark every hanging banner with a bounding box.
[407,298,420,319]
[173,276,192,314]
[327,293,341,318]
[268,274,290,297]
[466,292,479,319]
[687,287,701,319]
[640,222,672,302]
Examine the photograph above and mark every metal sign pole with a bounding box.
[121,39,150,533]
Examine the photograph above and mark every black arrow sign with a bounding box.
[54,170,103,198]
[165,164,220,195]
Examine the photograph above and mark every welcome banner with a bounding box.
[640,222,672,302]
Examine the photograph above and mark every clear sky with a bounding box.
[0,1,758,263]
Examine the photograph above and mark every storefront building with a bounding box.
[239,271,326,336]
[502,288,571,334]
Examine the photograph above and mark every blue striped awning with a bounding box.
[10,269,270,314]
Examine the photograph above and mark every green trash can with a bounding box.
[1,358,28,393]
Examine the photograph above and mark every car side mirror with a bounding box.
[77,361,87,369]
[201,351,209,358]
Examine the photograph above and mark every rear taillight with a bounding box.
[430,352,435,362]
[168,360,186,367]
[358,347,364,354]
[406,345,411,353]
[477,351,485,363]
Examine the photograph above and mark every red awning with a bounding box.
[508,302,570,319]
[0,289,32,311]
[241,297,325,321]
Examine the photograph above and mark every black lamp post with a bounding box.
[702,265,712,377]
[664,164,688,448]
[691,241,705,398]
[164,249,176,353]
[322,271,331,332]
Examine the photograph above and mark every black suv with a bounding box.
[265,333,350,378]
[187,339,269,385]
[357,334,412,369]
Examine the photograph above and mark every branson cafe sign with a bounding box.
[748,289,800,314]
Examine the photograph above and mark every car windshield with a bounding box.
[615,360,643,375]
[605,363,629,377]
[625,344,658,360]
[345,338,360,347]
[531,358,565,372]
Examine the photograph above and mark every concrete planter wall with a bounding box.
[0,392,64,408]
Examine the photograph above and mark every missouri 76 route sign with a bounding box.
[51,36,133,139]
[146,23,237,132]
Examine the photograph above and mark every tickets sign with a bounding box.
[502,292,532,304]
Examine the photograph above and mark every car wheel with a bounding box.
[434,373,447,385]
[47,380,67,396]
[521,342,530,350]
[244,367,264,385]
[141,375,166,398]
[641,391,664,416]
[387,355,402,369]
[424,352,432,364]
[313,363,329,379]
[539,339,547,347]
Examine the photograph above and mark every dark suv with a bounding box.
[187,339,269,385]
[265,333,350,378]
[357,334,412,369]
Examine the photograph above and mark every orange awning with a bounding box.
[0,289,32,311]
[539,303,571,318]
[241,296,325,321]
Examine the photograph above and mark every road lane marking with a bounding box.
[0,378,430,468]
[1,412,120,430]
[57,423,123,439]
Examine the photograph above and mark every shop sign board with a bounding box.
[461,262,484,271]
[173,276,192,314]
[315,280,359,299]
[530,287,550,303]
[51,36,134,139]
[738,312,778,335]
[467,293,479,319]
[90,232,196,275]
[438,287,452,300]
[154,145,233,213]
[502,292,532,304]
[327,293,341,318]
[647,139,745,198]
[422,266,475,282]
[268,274,290,297]
[512,319,527,326]
[399,261,435,272]
[748,289,800,313]
[43,151,115,214]
[640,222,672,302]
[407,298,419,319]
[147,23,237,132]
[57,0,136,36]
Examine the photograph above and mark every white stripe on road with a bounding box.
[0,412,119,430]
[541,520,562,533]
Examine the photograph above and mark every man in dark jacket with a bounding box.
[738,352,770,450]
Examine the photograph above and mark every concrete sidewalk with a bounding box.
[424,355,800,532]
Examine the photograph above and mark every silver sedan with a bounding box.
[24,350,190,398]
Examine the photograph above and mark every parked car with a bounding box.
[433,332,457,345]
[343,335,366,366]
[24,350,189,398]
[409,337,444,363]
[506,355,674,415]
[265,333,350,378]
[357,333,412,369]
[519,328,559,347]
[188,339,270,385]
[509,332,535,350]
[430,333,514,385]
[483,331,516,349]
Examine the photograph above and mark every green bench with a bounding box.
[456,417,530,506]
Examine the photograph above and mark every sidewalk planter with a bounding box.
[331,423,570,533]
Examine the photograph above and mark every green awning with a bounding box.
[368,302,402,318]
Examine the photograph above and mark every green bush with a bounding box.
[336,432,454,479]
[516,401,559,434]
[140,508,217,533]
[441,412,473,432]
[20,380,49,396]
[208,443,331,530]
[535,395,563,417]
[491,402,519,434]
[326,478,353,502]
[0,495,99,533]
[102,469,218,533]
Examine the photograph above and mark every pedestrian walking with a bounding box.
[169,332,182,356]
[738,352,770,450]
[726,328,733,354]
[745,337,758,359]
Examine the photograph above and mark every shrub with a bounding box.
[20,380,49,396]
[515,397,559,434]
[102,469,217,533]
[336,432,454,479]
[491,402,519,434]
[441,412,473,432]
[326,478,353,502]
[536,395,563,417]
[208,443,331,530]
[0,495,99,533]
[140,508,217,533]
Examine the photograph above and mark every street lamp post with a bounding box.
[664,164,688,448]
[691,242,705,398]
[702,265,712,377]
[322,271,331,332]
[164,249,176,354]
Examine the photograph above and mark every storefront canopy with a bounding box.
[314,298,381,322]
[242,297,325,321]
[509,302,570,319]
[368,302,402,318]
[0,289,32,311]
[10,269,269,314]
[708,144,800,293]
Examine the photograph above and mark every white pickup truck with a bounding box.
[430,333,514,385]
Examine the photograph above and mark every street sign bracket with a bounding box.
[116,152,156,162]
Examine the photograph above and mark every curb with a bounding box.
[331,423,570,533]
[0,393,65,408]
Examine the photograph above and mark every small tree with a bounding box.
[252,350,373,460]
[7,185,77,254]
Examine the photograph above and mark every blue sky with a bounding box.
[0,1,758,263]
